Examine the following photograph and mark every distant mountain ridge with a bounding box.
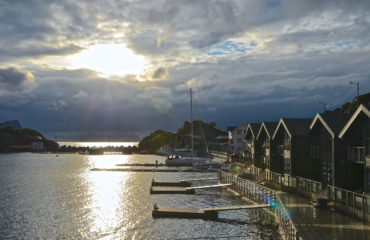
[0,120,22,130]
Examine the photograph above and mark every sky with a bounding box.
[0,0,369,141]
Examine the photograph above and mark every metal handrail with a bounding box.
[218,170,299,240]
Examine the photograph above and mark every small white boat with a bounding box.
[165,155,209,166]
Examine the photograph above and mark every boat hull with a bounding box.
[165,157,209,166]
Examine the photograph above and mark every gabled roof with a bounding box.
[310,112,352,138]
[245,122,261,139]
[256,122,278,140]
[339,104,370,138]
[272,118,312,139]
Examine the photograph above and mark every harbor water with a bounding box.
[0,153,280,239]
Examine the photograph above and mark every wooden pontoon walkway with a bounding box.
[204,204,270,212]
[150,184,232,194]
[182,177,218,181]
[90,168,200,172]
[152,204,270,219]
[151,177,217,187]
[150,187,195,194]
[151,179,191,187]
[186,183,232,190]
[116,163,166,167]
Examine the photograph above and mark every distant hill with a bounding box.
[0,126,59,152]
[332,92,370,113]
[138,120,227,154]
[0,120,22,130]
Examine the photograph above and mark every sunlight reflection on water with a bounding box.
[0,153,279,239]
[88,155,130,168]
[86,155,130,238]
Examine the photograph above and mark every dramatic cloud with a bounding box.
[0,67,35,92]
[0,0,369,140]
[151,67,169,81]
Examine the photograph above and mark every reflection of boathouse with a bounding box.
[255,122,278,170]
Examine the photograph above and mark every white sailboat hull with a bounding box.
[165,156,210,166]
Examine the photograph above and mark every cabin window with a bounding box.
[284,158,291,174]
[283,137,290,149]
[310,145,320,158]
[366,138,370,157]
[348,146,365,162]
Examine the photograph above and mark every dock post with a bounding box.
[362,195,365,221]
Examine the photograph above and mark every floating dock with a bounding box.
[151,177,217,187]
[150,187,195,194]
[90,168,200,172]
[203,204,270,212]
[183,177,217,181]
[115,163,165,167]
[152,204,270,219]
[151,179,191,187]
[149,184,232,194]
[152,206,218,219]
[186,183,233,190]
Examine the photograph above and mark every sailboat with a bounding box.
[165,88,213,167]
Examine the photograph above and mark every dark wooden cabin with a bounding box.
[308,112,351,187]
[271,118,312,184]
[338,104,370,193]
[244,123,261,165]
[255,122,278,170]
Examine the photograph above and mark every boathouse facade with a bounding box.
[245,123,261,165]
[271,118,312,185]
[338,104,370,194]
[255,122,278,170]
[308,112,351,187]
[229,123,247,157]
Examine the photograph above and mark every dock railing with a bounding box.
[219,170,299,240]
[264,170,322,200]
[294,176,322,200]
[328,185,369,222]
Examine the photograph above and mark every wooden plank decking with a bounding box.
[204,204,270,212]
[150,187,195,194]
[152,206,218,219]
[186,183,232,190]
[152,204,268,219]
[151,180,191,187]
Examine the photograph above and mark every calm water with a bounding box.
[0,153,279,239]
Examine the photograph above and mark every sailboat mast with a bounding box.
[190,88,194,158]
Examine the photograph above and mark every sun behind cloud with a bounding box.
[69,43,146,77]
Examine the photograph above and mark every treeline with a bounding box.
[332,92,370,113]
[0,126,58,152]
[58,145,138,154]
[138,120,227,154]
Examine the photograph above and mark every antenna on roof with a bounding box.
[318,101,328,112]
[349,81,360,106]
